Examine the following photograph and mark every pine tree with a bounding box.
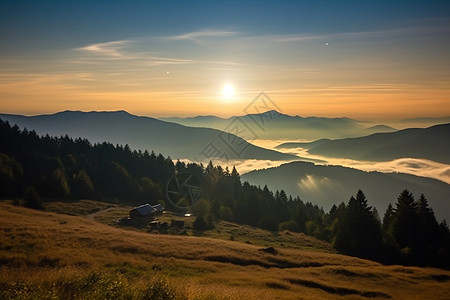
[294,204,307,233]
[334,190,382,260]
[415,194,440,265]
[391,189,418,251]
[71,169,94,198]
[417,194,438,231]
[382,203,394,231]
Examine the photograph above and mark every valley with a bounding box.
[2,2,450,298]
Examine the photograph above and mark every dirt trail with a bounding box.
[86,206,117,220]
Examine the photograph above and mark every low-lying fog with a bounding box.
[204,139,450,185]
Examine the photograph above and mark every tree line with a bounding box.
[0,119,449,268]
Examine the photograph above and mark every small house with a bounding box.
[151,204,165,214]
[128,203,165,227]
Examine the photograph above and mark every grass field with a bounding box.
[1,201,450,299]
[44,200,335,252]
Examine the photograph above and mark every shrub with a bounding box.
[23,186,43,210]
[279,220,300,232]
[219,206,233,221]
[259,214,278,231]
[193,215,210,231]
[141,277,180,300]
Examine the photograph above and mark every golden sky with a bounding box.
[1,1,450,120]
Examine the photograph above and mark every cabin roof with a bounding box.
[130,203,164,216]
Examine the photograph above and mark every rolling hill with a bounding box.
[276,123,450,164]
[1,201,450,299]
[241,161,450,222]
[0,111,297,162]
[162,110,397,141]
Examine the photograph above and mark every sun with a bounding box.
[222,83,234,99]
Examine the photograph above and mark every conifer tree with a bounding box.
[335,190,382,260]
[415,194,441,265]
[417,194,438,231]
[382,203,394,231]
[391,189,418,251]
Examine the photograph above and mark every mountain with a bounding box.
[162,110,396,140]
[400,116,450,127]
[277,123,450,164]
[241,161,450,222]
[364,124,397,134]
[275,139,331,150]
[0,111,297,162]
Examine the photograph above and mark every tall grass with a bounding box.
[1,202,450,299]
[0,267,187,300]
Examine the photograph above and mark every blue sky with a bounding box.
[1,0,450,118]
[2,1,449,49]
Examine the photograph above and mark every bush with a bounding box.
[0,272,133,300]
[191,199,211,217]
[141,277,180,300]
[279,220,300,232]
[23,187,43,210]
[259,214,278,231]
[193,215,211,231]
[219,206,233,221]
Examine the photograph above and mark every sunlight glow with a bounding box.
[222,83,234,99]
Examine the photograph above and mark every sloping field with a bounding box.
[1,202,449,299]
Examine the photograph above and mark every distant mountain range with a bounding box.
[400,116,450,125]
[276,123,450,164]
[162,110,397,140]
[241,161,450,222]
[0,111,297,162]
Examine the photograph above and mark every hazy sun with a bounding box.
[222,83,234,99]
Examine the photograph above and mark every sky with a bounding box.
[1,0,450,120]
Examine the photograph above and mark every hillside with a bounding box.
[1,202,450,299]
[0,111,297,161]
[241,161,450,222]
[277,123,450,164]
[162,110,396,140]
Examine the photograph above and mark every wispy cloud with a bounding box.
[144,56,194,66]
[276,34,323,43]
[166,30,238,43]
[79,40,134,59]
[273,18,450,44]
[205,60,241,66]
[75,37,245,68]
[76,39,194,67]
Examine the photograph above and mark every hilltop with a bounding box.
[276,123,450,164]
[0,111,297,161]
[1,201,450,299]
[242,161,450,222]
[162,110,397,140]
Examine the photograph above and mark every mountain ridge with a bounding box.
[0,111,298,162]
[276,123,450,164]
[241,161,450,222]
[161,110,396,140]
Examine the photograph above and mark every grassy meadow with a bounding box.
[1,201,450,299]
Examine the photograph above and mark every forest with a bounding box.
[0,118,449,268]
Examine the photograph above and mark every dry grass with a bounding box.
[43,200,114,216]
[1,201,450,299]
[82,203,335,253]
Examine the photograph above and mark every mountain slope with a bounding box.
[0,111,297,161]
[162,110,396,140]
[3,202,450,299]
[242,161,450,221]
[277,123,450,164]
